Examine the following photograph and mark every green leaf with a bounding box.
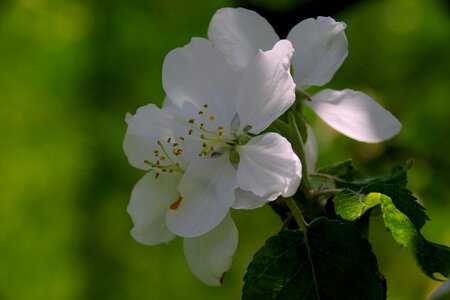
[317,160,412,189]
[334,189,379,221]
[242,218,385,300]
[361,184,428,230]
[377,193,450,280]
[335,184,428,230]
[317,160,354,182]
[336,192,450,280]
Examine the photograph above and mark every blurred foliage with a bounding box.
[0,0,448,299]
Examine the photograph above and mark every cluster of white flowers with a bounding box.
[123,7,401,286]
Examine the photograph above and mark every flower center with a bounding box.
[145,104,253,179]
[185,104,236,158]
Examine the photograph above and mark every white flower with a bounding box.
[208,8,402,144]
[123,37,301,285]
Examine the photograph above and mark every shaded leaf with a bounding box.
[317,160,412,189]
[242,218,384,300]
[317,160,354,182]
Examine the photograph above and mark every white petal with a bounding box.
[236,133,302,200]
[307,89,402,143]
[123,104,180,170]
[162,96,173,107]
[208,7,279,73]
[232,188,268,210]
[429,278,450,300]
[287,17,348,88]
[162,37,238,128]
[236,40,296,134]
[166,153,237,238]
[183,214,238,286]
[304,124,318,173]
[127,172,181,245]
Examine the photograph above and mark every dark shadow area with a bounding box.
[235,0,371,37]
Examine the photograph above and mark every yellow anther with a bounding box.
[209,115,215,121]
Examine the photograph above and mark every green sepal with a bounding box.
[242,218,385,300]
[289,109,308,144]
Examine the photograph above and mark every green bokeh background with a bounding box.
[0,0,449,299]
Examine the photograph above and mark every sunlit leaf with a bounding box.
[334,189,379,221]
[336,192,450,280]
[361,184,428,230]
[378,193,450,280]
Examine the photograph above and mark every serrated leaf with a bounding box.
[335,184,429,230]
[334,189,379,221]
[242,218,385,300]
[337,192,450,280]
[317,160,412,189]
[362,184,429,230]
[378,193,450,280]
[317,160,354,181]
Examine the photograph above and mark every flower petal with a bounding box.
[127,172,181,245]
[236,133,301,200]
[162,37,238,128]
[304,124,318,173]
[232,188,268,210]
[167,153,237,238]
[236,40,296,134]
[183,214,238,286]
[123,104,180,170]
[307,89,402,143]
[287,17,348,88]
[208,7,279,73]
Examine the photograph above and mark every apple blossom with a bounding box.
[124,37,301,285]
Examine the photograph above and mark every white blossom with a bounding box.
[124,37,301,285]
